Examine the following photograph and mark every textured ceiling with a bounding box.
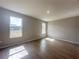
[0,0,79,21]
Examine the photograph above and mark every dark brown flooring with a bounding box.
[0,38,79,59]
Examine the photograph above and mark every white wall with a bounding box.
[0,7,46,48]
[48,16,79,44]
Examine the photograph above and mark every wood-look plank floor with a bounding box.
[0,38,79,59]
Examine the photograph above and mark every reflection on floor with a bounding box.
[0,38,79,59]
[45,38,55,41]
[8,46,28,59]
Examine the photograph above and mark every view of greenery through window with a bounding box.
[10,16,22,38]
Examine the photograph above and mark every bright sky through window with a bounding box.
[10,16,22,38]
[10,16,22,26]
[42,23,46,34]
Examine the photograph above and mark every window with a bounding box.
[10,16,22,38]
[42,23,46,34]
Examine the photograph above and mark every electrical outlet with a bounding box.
[0,41,2,43]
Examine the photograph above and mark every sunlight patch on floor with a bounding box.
[45,38,55,42]
[8,46,28,59]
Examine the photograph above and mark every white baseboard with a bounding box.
[55,38,79,45]
[48,34,79,45]
[0,37,43,49]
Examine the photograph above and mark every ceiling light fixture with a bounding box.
[46,10,50,14]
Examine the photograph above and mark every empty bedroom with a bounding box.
[0,0,79,59]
